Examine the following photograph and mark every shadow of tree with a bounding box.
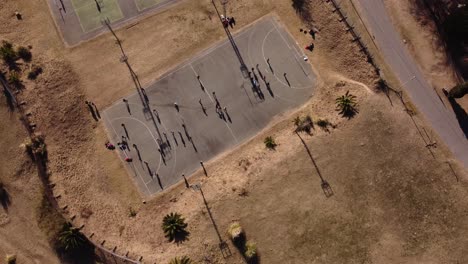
[448,96,468,138]
[0,183,11,212]
[291,0,313,21]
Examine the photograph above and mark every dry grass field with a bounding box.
[0,0,467,263]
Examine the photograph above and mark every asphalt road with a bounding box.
[354,0,468,168]
[103,16,316,196]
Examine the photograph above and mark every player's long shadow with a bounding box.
[295,132,333,198]
[198,186,232,258]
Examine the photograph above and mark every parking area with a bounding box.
[103,16,316,196]
[47,0,177,45]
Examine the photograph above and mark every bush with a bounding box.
[54,222,95,263]
[57,223,86,251]
[448,82,468,99]
[17,46,32,62]
[294,115,314,134]
[227,222,244,244]
[0,41,17,65]
[316,119,333,132]
[245,241,258,261]
[336,91,358,118]
[8,71,21,87]
[162,212,188,242]
[264,136,277,150]
[27,65,43,80]
[22,134,48,161]
[169,256,193,264]
[5,254,16,264]
[128,207,137,217]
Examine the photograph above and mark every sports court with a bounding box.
[103,16,316,196]
[70,0,123,32]
[47,0,177,45]
[134,0,167,11]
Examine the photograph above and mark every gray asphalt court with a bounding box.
[103,16,316,196]
[47,0,178,46]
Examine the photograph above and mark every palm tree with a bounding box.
[264,136,277,150]
[336,91,358,118]
[162,212,188,242]
[169,256,193,264]
[293,116,301,127]
[58,223,86,251]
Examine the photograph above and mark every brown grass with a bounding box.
[0,0,467,263]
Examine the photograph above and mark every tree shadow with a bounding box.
[292,0,312,21]
[172,229,190,245]
[295,132,334,197]
[0,184,11,212]
[409,0,468,79]
[448,96,468,138]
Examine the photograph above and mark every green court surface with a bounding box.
[71,0,124,33]
[134,0,165,11]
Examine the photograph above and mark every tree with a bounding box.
[162,212,188,242]
[57,223,86,251]
[17,46,32,62]
[336,91,358,118]
[294,115,313,134]
[264,136,277,150]
[0,41,17,65]
[448,82,468,99]
[169,256,193,264]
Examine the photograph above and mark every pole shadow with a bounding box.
[295,132,333,197]
[196,185,232,258]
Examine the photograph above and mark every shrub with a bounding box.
[294,115,314,134]
[227,222,244,243]
[0,41,17,65]
[27,65,43,80]
[336,91,358,118]
[162,212,188,242]
[448,82,468,99]
[5,254,16,264]
[128,207,137,217]
[316,119,332,132]
[17,46,32,62]
[57,223,86,251]
[245,241,258,260]
[22,134,48,161]
[8,71,21,87]
[264,136,277,150]
[169,256,193,264]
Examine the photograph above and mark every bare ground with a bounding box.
[0,0,467,263]
[0,100,60,263]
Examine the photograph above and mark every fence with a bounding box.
[1,73,141,264]
[326,0,381,75]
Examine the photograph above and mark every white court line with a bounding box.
[272,21,291,50]
[104,112,152,195]
[189,63,239,143]
[261,27,312,90]
[113,116,164,172]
